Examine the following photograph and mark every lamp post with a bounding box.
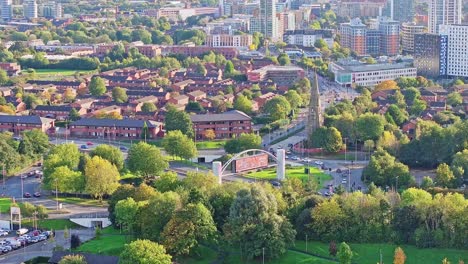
[55,178,59,211]
[21,177,24,202]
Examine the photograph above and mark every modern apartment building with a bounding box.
[205,34,253,48]
[40,1,62,18]
[428,0,462,34]
[401,22,425,53]
[340,18,368,56]
[0,0,12,21]
[330,60,417,87]
[191,110,252,140]
[414,33,448,78]
[250,0,279,40]
[23,0,37,19]
[439,24,468,77]
[283,29,334,48]
[247,65,305,85]
[378,17,400,56]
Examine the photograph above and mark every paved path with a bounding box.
[0,229,95,264]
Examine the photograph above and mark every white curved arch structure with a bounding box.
[213,149,286,184]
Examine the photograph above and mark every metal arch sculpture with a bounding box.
[219,149,279,177]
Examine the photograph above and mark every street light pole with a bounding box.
[55,179,59,211]
[21,177,24,202]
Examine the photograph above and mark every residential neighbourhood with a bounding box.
[0,0,466,264]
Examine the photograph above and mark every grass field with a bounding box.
[22,219,79,230]
[77,227,128,256]
[0,198,12,213]
[246,166,332,188]
[195,140,226,150]
[223,250,335,264]
[32,69,96,76]
[52,197,108,207]
[294,241,468,264]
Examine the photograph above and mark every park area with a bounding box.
[245,166,332,188]
[23,69,97,80]
[0,198,12,213]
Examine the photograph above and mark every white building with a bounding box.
[283,29,334,48]
[0,0,12,21]
[439,24,468,77]
[428,0,462,34]
[330,60,417,87]
[250,0,279,40]
[23,0,38,19]
[205,34,253,48]
[401,22,425,53]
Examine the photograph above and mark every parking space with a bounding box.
[0,228,53,255]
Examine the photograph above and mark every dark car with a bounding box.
[270,180,282,187]
[80,145,88,150]
[33,192,41,197]
[119,146,128,151]
[336,168,342,173]
[23,193,31,198]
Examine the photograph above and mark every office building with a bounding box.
[330,59,417,87]
[0,0,12,21]
[205,34,253,48]
[40,1,62,18]
[23,0,38,19]
[401,22,425,53]
[439,24,468,77]
[340,18,368,56]
[247,65,305,84]
[250,0,279,40]
[383,0,415,22]
[428,0,462,34]
[414,33,447,78]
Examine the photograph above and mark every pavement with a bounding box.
[0,229,95,264]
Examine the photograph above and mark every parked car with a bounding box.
[86,141,94,146]
[38,235,47,241]
[119,146,128,151]
[270,180,282,187]
[80,145,88,150]
[16,228,28,236]
[35,171,43,178]
[20,174,27,179]
[33,192,41,197]
[27,171,35,177]
[314,160,324,165]
[336,168,342,173]
[23,193,31,198]
[0,231,8,236]
[28,237,39,243]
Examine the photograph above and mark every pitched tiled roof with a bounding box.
[34,105,74,112]
[71,118,157,128]
[190,110,251,122]
[0,115,54,124]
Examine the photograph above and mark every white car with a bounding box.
[341,179,347,184]
[314,161,324,165]
[0,231,8,236]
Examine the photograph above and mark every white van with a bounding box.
[16,228,28,236]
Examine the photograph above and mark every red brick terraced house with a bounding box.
[32,105,86,121]
[0,115,55,134]
[69,118,163,139]
[191,110,252,140]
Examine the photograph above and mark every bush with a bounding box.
[71,234,81,249]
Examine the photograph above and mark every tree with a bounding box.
[120,240,172,264]
[403,87,421,104]
[141,102,157,112]
[90,144,124,171]
[0,70,8,85]
[394,247,406,264]
[263,96,291,121]
[89,76,106,96]
[70,234,81,249]
[363,148,413,188]
[115,197,140,233]
[127,142,168,179]
[69,108,81,121]
[284,90,303,110]
[163,130,198,160]
[420,176,434,189]
[58,255,87,264]
[162,203,217,256]
[375,80,398,91]
[47,166,84,193]
[447,92,462,107]
[337,242,353,264]
[277,53,290,65]
[356,113,386,141]
[112,87,128,103]
[224,185,296,260]
[18,129,49,158]
[233,94,253,114]
[310,127,343,153]
[435,163,455,187]
[410,99,427,116]
[224,61,235,76]
[224,133,262,154]
[451,149,468,180]
[314,39,328,49]
[387,104,408,126]
[84,156,120,201]
[165,106,194,138]
[204,129,216,140]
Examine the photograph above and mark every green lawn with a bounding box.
[223,250,335,264]
[22,219,79,230]
[0,198,12,213]
[77,227,127,256]
[195,140,226,150]
[246,166,332,188]
[51,197,108,207]
[32,69,96,76]
[294,241,468,264]
[180,246,219,264]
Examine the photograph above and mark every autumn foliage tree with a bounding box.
[393,247,406,264]
[374,80,399,92]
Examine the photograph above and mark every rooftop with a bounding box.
[71,118,159,128]
[333,60,415,72]
[0,115,54,124]
[190,110,251,122]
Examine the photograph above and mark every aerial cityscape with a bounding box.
[0,0,466,263]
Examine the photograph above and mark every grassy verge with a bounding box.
[0,198,12,213]
[245,166,332,188]
[293,241,467,264]
[180,246,219,264]
[32,69,96,76]
[51,197,108,207]
[77,227,127,256]
[22,219,79,230]
[195,140,226,150]
[224,250,335,264]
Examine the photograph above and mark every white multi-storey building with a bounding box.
[0,0,12,21]
[428,0,462,34]
[283,29,334,48]
[401,22,425,53]
[330,60,417,87]
[250,0,279,40]
[439,24,468,77]
[205,34,253,48]
[24,0,38,19]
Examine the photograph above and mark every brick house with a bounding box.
[0,62,21,76]
[254,92,277,109]
[69,118,162,139]
[191,110,252,139]
[0,115,55,133]
[187,90,206,102]
[32,105,86,120]
[168,95,189,106]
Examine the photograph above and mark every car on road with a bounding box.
[23,192,31,198]
[80,145,88,149]
[336,168,342,173]
[341,179,347,184]
[86,141,94,146]
[33,192,41,197]
[35,171,43,178]
[314,161,324,165]
[270,180,282,187]
[0,231,8,236]
[291,156,299,160]
[119,146,128,151]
